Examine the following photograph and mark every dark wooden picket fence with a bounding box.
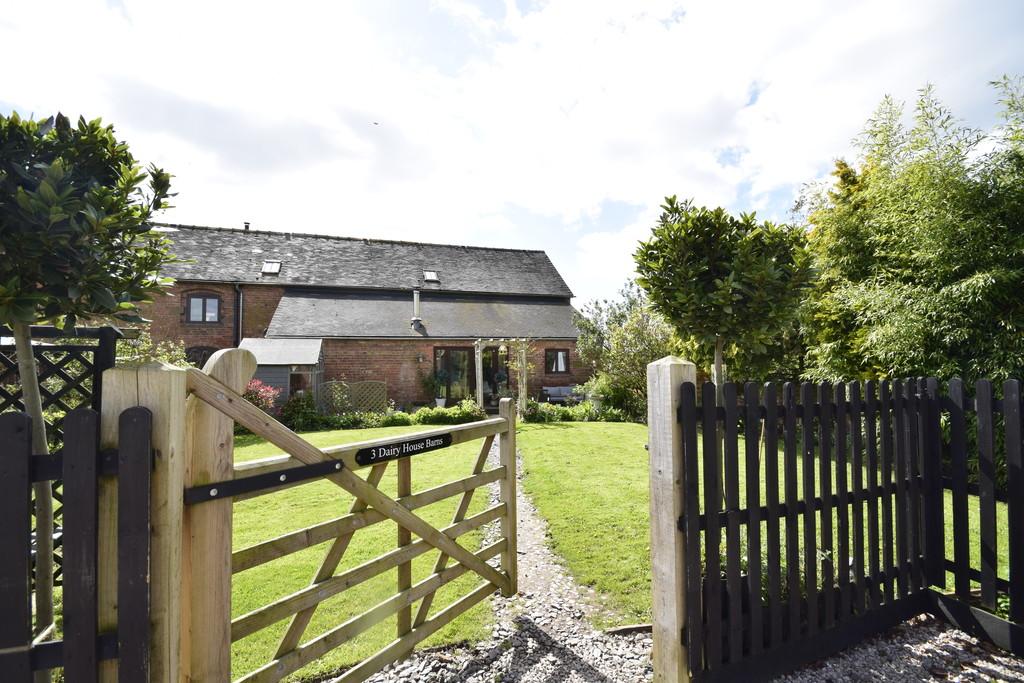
[0,326,120,589]
[647,359,1024,682]
[0,407,152,680]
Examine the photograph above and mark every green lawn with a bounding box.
[517,422,653,627]
[228,420,1013,677]
[517,422,1012,629]
[231,426,494,681]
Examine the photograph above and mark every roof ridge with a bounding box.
[150,222,550,255]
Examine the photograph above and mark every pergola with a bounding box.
[473,338,528,414]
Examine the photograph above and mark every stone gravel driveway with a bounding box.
[353,445,1023,682]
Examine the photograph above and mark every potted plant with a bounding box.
[434,368,450,407]
[582,374,609,410]
[421,372,438,405]
[422,369,449,407]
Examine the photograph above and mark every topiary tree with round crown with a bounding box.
[635,196,812,391]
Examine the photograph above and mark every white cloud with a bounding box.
[2,0,1022,304]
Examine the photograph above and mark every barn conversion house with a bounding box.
[144,224,588,409]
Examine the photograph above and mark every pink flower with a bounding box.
[243,379,281,413]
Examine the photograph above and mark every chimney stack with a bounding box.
[411,287,422,328]
[244,221,250,231]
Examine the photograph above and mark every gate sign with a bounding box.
[355,433,453,466]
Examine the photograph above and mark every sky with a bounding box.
[3,0,1023,305]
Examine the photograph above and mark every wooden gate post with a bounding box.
[101,362,190,682]
[498,398,518,596]
[647,356,695,683]
[183,349,256,681]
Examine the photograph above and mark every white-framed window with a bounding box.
[423,270,440,282]
[261,260,282,275]
[545,349,570,374]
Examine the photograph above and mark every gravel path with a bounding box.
[356,443,1023,683]
[364,444,654,683]
[778,614,1024,682]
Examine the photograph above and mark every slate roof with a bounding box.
[266,290,579,339]
[238,337,322,365]
[155,224,573,298]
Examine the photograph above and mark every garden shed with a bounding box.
[238,337,324,405]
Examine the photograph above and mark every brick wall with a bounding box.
[322,338,439,408]
[143,282,285,358]
[241,285,285,338]
[144,281,591,408]
[529,340,590,390]
[144,282,236,352]
[321,338,591,409]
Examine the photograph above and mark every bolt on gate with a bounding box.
[5,348,518,682]
[648,357,1024,683]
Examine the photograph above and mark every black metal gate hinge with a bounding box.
[184,458,344,505]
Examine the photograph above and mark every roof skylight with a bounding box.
[262,260,282,275]
[423,270,439,282]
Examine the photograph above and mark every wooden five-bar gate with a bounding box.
[1,348,518,681]
[648,357,1024,682]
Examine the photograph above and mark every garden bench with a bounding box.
[541,386,580,404]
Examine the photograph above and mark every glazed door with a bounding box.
[434,347,475,404]
[481,348,510,407]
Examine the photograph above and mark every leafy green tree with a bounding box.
[803,78,1024,382]
[0,112,173,635]
[574,280,648,372]
[117,328,188,367]
[634,197,812,391]
[575,281,677,420]
[604,305,676,419]
[672,321,807,383]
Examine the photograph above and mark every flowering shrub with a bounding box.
[272,397,489,432]
[410,399,487,425]
[522,399,627,423]
[328,409,415,429]
[117,329,188,367]
[243,379,281,413]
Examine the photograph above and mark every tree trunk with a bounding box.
[712,336,726,506]
[13,322,55,649]
[713,336,725,407]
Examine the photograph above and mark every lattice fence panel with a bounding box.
[0,328,118,588]
[347,381,388,412]
[319,380,388,413]
[319,381,353,414]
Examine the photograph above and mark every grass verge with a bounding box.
[231,425,494,681]
[517,422,1012,629]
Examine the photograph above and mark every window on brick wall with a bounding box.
[545,349,570,374]
[185,293,221,323]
